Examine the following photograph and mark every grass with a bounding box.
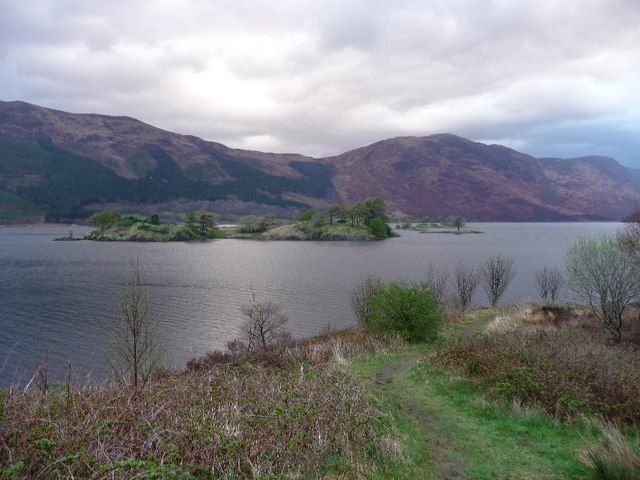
[350,349,595,479]
[3,307,640,478]
[349,307,640,479]
[436,305,640,424]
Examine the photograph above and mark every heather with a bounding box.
[0,328,403,479]
[435,305,640,424]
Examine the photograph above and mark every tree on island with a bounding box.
[453,216,464,232]
[88,210,121,232]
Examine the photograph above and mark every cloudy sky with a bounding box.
[1,0,639,164]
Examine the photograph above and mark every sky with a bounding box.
[1,0,639,165]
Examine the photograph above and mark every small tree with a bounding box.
[108,259,162,389]
[327,205,342,224]
[298,209,316,222]
[88,210,118,232]
[535,266,563,304]
[424,263,448,303]
[566,236,638,339]
[481,254,516,307]
[351,276,382,324]
[240,300,289,351]
[368,217,389,238]
[197,211,217,236]
[453,216,464,232]
[454,264,480,310]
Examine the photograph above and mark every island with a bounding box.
[83,197,396,242]
[396,215,484,234]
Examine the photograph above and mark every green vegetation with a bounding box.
[86,209,227,241]
[353,279,444,343]
[263,197,394,241]
[86,197,395,242]
[437,305,640,424]
[3,300,640,478]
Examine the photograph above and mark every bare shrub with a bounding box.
[424,263,449,303]
[106,258,163,389]
[566,236,639,339]
[481,254,516,307]
[240,300,290,351]
[454,264,480,310]
[351,276,381,324]
[535,266,564,304]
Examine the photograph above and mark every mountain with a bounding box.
[0,101,336,221]
[0,101,638,222]
[325,134,640,221]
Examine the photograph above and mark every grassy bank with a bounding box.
[3,308,640,478]
[0,330,404,479]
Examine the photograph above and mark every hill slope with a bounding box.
[0,101,638,221]
[325,134,640,220]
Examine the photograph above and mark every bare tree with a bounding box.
[481,254,516,308]
[454,264,480,310]
[424,263,449,304]
[240,300,290,351]
[535,266,564,304]
[351,276,381,324]
[566,236,639,339]
[107,259,163,389]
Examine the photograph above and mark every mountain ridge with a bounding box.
[0,100,637,222]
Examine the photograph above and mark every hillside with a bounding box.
[1,101,639,222]
[326,134,640,221]
[0,101,336,221]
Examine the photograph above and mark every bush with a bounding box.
[436,308,640,424]
[297,209,316,222]
[354,281,444,342]
[566,236,639,339]
[368,217,389,238]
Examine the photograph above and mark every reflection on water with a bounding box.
[0,222,621,383]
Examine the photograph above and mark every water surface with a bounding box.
[0,222,621,383]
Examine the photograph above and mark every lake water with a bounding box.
[0,222,622,384]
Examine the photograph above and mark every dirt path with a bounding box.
[371,351,466,479]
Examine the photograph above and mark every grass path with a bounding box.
[352,311,597,479]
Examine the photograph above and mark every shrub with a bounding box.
[535,266,563,304]
[351,276,382,325]
[2,328,401,479]
[566,236,639,339]
[368,217,389,238]
[297,209,316,222]
[454,264,480,310]
[481,254,516,307]
[436,308,640,424]
[354,281,444,343]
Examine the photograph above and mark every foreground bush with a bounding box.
[354,280,444,343]
[1,328,402,479]
[436,308,640,424]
